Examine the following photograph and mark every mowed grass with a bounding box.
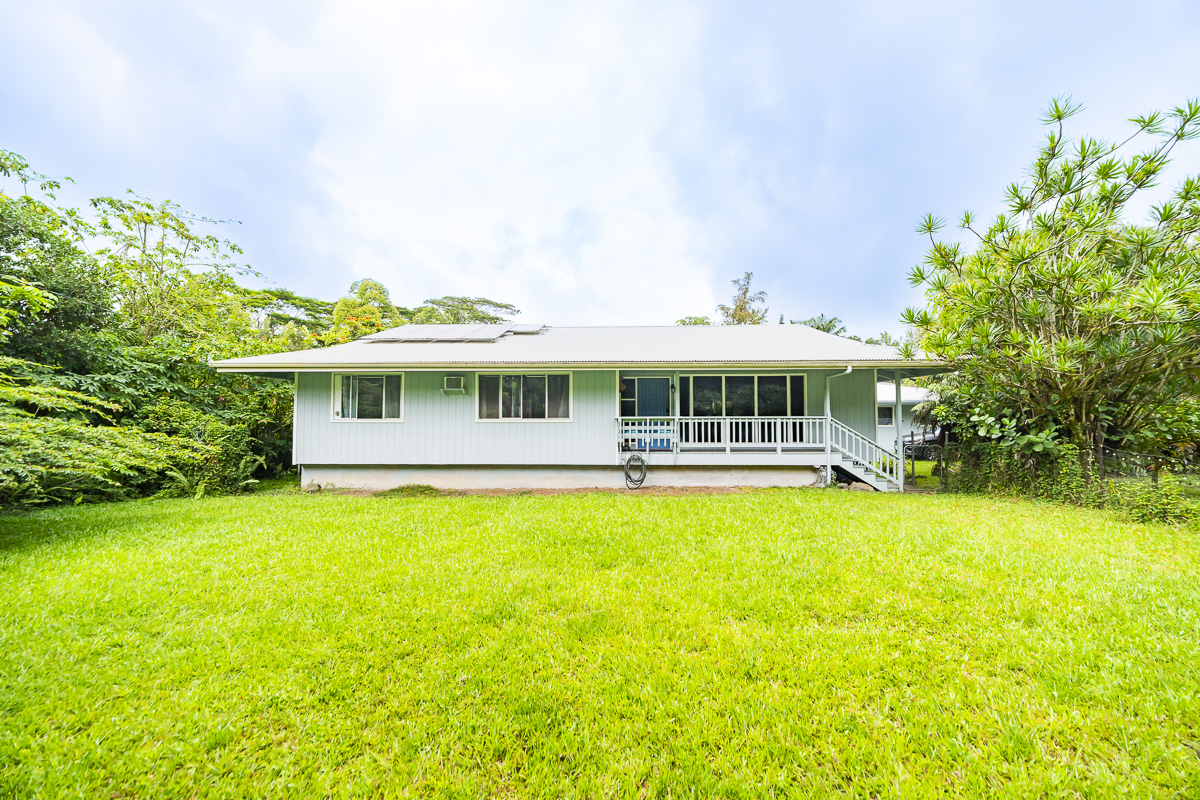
[1,489,1199,798]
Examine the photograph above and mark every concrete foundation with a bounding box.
[300,465,820,491]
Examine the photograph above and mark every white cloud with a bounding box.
[5,0,1200,333]
[272,0,720,323]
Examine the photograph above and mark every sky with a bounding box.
[2,0,1199,336]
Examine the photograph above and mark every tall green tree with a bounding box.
[0,273,204,508]
[903,98,1200,451]
[0,152,112,374]
[2,146,525,504]
[717,272,768,324]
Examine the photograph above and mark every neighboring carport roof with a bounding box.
[209,324,948,373]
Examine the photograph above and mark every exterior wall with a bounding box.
[294,366,885,468]
[302,465,819,490]
[294,370,618,466]
[822,368,876,441]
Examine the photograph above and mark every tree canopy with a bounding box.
[903,98,1200,454]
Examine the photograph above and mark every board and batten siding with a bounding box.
[821,368,876,443]
[293,370,618,466]
[294,366,883,467]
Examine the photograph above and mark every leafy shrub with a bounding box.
[1106,473,1198,525]
[139,400,261,495]
[942,442,1065,499]
[943,441,1195,524]
[0,412,207,509]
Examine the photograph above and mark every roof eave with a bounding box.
[209,359,948,373]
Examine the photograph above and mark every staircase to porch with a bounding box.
[825,418,902,491]
[618,416,903,491]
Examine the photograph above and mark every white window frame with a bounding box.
[877,404,895,427]
[475,371,573,422]
[331,373,405,422]
[678,373,807,417]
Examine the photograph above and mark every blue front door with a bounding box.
[636,378,672,451]
[637,378,670,416]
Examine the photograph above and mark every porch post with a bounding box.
[824,373,832,485]
[823,366,852,485]
[895,371,905,492]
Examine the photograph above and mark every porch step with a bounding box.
[833,454,900,492]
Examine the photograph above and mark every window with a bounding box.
[619,376,637,417]
[334,374,402,420]
[691,376,723,417]
[678,375,806,417]
[725,376,755,416]
[478,373,570,420]
[877,405,895,426]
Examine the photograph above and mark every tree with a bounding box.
[409,296,519,324]
[865,332,900,346]
[1,153,113,373]
[903,97,1200,453]
[0,277,204,508]
[1,150,321,486]
[91,193,251,346]
[676,315,711,326]
[717,272,768,324]
[794,314,847,336]
[323,279,402,345]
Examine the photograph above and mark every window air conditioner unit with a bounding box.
[442,375,467,394]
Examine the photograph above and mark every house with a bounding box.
[876,382,936,450]
[210,324,943,491]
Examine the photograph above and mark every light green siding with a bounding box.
[293,367,883,467]
[294,370,618,466]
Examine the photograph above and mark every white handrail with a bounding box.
[826,417,901,486]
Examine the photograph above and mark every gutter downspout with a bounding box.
[895,371,905,493]
[824,366,853,485]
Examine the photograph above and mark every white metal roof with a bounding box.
[210,324,945,372]
[876,383,934,405]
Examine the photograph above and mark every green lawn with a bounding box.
[1,489,1198,798]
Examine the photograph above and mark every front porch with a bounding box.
[617,415,903,491]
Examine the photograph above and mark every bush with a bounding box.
[0,413,208,510]
[1107,473,1198,525]
[942,442,1075,501]
[942,442,1194,525]
[139,400,261,496]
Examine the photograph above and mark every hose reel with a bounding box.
[624,453,647,489]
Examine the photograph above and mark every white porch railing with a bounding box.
[617,415,902,489]
[826,417,901,487]
[619,416,825,453]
